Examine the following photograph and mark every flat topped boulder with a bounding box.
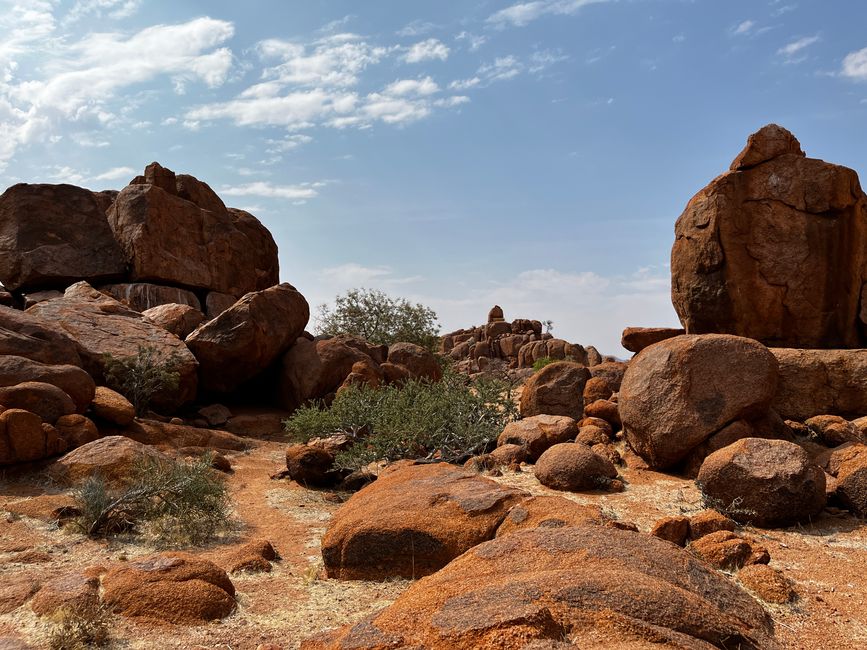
[107,162,278,296]
[27,282,197,411]
[672,124,867,349]
[0,183,126,291]
[321,462,527,580]
[619,334,778,469]
[303,526,775,650]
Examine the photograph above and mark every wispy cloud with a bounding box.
[455,31,487,51]
[487,0,610,29]
[396,20,437,38]
[220,180,327,201]
[91,165,135,181]
[732,19,755,36]
[777,35,819,62]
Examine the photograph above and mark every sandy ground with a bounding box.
[1,434,865,649]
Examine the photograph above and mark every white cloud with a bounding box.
[403,38,450,63]
[0,15,236,172]
[479,56,523,82]
[65,0,143,23]
[220,180,327,200]
[449,77,481,90]
[529,50,569,73]
[732,19,755,36]
[777,35,819,62]
[265,134,314,152]
[487,0,610,29]
[842,47,867,81]
[384,76,440,96]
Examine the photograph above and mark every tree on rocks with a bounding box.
[316,288,440,351]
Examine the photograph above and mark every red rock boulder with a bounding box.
[496,415,579,462]
[519,361,590,420]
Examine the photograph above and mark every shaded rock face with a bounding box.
[497,415,579,462]
[621,327,685,354]
[303,526,775,650]
[108,163,278,297]
[619,334,778,469]
[321,462,527,580]
[672,124,867,349]
[186,283,309,394]
[0,408,65,465]
[0,183,126,291]
[142,303,204,339]
[101,552,236,624]
[771,348,867,421]
[0,306,82,366]
[520,362,591,420]
[0,355,94,413]
[0,382,76,424]
[697,437,826,527]
[27,282,198,411]
[99,283,201,312]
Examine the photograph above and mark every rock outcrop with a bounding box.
[619,334,778,469]
[671,124,867,348]
[27,282,197,411]
[107,163,278,296]
[303,526,775,649]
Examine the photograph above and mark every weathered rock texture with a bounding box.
[0,184,126,291]
[770,348,867,421]
[520,361,591,420]
[0,306,82,366]
[107,163,278,297]
[186,283,309,394]
[620,334,778,469]
[303,526,775,649]
[321,462,526,580]
[27,282,198,410]
[672,124,867,349]
[100,283,201,312]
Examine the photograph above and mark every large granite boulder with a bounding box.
[0,306,83,366]
[321,462,526,580]
[671,124,867,348]
[186,283,309,394]
[0,183,126,291]
[519,361,591,420]
[0,408,66,464]
[303,526,775,649]
[27,282,197,411]
[771,348,867,421]
[107,163,278,297]
[620,334,778,469]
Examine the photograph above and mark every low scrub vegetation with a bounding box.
[47,601,111,650]
[72,454,231,547]
[285,369,518,470]
[103,345,181,416]
[532,356,556,371]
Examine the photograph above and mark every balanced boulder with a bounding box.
[621,326,685,353]
[496,414,579,462]
[0,382,76,424]
[534,443,618,492]
[142,303,204,339]
[671,124,867,348]
[321,462,526,580]
[696,438,826,527]
[619,334,778,469]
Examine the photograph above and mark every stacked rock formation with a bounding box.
[441,304,603,373]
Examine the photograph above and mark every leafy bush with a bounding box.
[316,288,441,350]
[533,356,556,371]
[72,453,231,547]
[103,345,181,416]
[47,601,111,649]
[284,369,518,470]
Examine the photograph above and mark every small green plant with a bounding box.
[533,356,556,371]
[284,368,518,470]
[316,287,441,350]
[72,453,231,547]
[47,601,111,649]
[103,345,181,417]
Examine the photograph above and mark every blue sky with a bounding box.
[1,0,866,355]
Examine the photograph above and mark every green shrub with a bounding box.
[316,287,441,350]
[284,369,518,470]
[72,453,231,547]
[532,356,556,371]
[103,345,181,416]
